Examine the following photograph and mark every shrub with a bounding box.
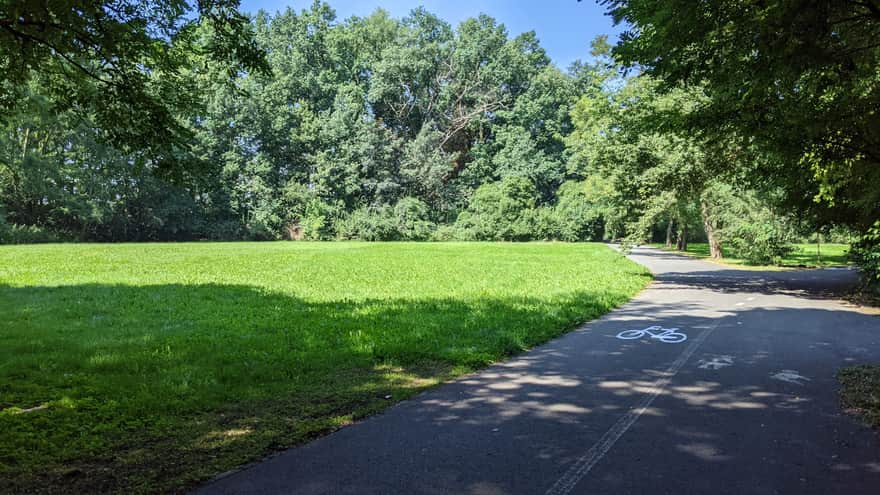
[852,221,880,286]
[454,176,537,241]
[336,205,400,241]
[301,200,344,240]
[0,211,9,242]
[725,220,794,265]
[553,181,605,241]
[394,197,436,240]
[197,219,246,241]
[1,224,63,244]
[430,224,464,241]
[518,207,557,241]
[707,185,796,265]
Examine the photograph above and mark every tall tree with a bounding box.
[600,0,880,235]
[1,0,267,156]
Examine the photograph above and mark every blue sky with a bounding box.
[238,1,625,69]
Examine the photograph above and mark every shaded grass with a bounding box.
[650,242,850,268]
[838,365,880,428]
[0,242,650,493]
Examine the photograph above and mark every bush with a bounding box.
[852,221,880,286]
[709,185,796,265]
[394,197,436,240]
[554,200,604,242]
[0,212,9,242]
[454,177,537,241]
[725,219,794,265]
[0,224,63,244]
[336,205,400,241]
[333,199,439,242]
[520,207,558,241]
[301,200,345,240]
[430,224,464,241]
[197,219,246,241]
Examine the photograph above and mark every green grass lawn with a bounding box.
[0,242,649,493]
[650,242,850,268]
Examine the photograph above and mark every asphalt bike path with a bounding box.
[196,247,880,494]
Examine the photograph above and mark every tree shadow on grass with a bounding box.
[0,282,627,494]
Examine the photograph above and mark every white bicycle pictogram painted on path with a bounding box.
[616,325,688,344]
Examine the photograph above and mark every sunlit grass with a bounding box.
[0,242,649,493]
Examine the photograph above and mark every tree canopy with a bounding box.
[602,0,880,230]
[0,0,268,154]
[0,1,872,278]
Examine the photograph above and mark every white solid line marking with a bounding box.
[544,318,723,495]
[735,302,745,306]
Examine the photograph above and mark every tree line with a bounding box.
[1,1,877,280]
[1,3,601,243]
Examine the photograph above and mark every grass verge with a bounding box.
[0,242,650,493]
[838,365,880,428]
[649,242,850,269]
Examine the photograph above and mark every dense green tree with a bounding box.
[600,0,879,274]
[2,2,826,257]
[311,86,400,208]
[1,0,266,155]
[455,176,537,241]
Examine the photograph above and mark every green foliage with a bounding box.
[336,205,400,241]
[429,224,464,242]
[724,217,795,266]
[653,242,849,269]
[698,183,795,265]
[524,207,561,241]
[454,176,536,241]
[1,4,585,244]
[0,0,267,154]
[552,180,607,242]
[491,126,566,203]
[393,197,436,241]
[323,198,436,242]
[725,224,794,266]
[0,223,61,244]
[5,1,867,285]
[301,199,344,241]
[602,0,879,276]
[0,242,650,493]
[399,124,456,215]
[852,221,880,284]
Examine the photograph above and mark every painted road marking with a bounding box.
[546,318,723,495]
[697,355,734,370]
[770,370,811,385]
[616,326,687,344]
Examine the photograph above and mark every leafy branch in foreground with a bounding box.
[0,0,268,154]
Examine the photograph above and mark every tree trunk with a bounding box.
[665,216,674,248]
[21,126,30,160]
[676,223,688,251]
[701,199,723,259]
